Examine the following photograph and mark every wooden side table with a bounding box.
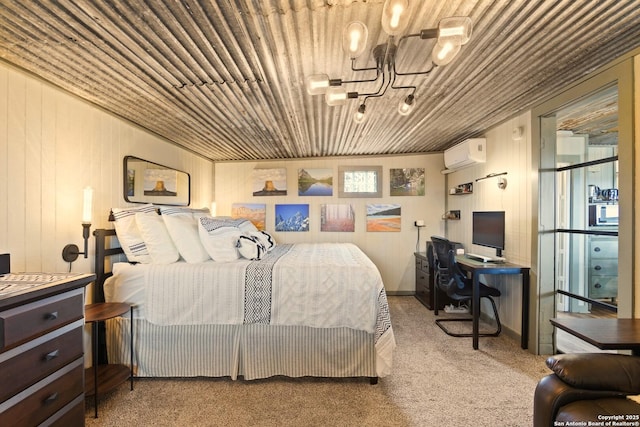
[85,302,133,418]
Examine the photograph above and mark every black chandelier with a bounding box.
[306,0,472,123]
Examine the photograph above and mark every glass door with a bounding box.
[540,85,620,353]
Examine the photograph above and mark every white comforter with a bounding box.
[146,243,381,332]
[105,242,395,376]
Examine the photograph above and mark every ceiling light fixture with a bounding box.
[305,0,472,123]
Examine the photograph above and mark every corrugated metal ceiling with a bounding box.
[0,0,639,161]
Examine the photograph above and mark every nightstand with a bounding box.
[85,302,133,418]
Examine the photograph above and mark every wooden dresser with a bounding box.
[0,273,94,426]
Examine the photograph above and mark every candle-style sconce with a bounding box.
[62,186,93,263]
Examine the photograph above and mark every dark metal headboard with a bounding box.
[93,228,124,303]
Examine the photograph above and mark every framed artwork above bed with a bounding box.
[123,156,190,206]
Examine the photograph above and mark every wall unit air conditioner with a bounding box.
[443,138,486,172]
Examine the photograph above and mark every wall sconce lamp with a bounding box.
[306,0,473,123]
[62,186,93,263]
[475,172,508,190]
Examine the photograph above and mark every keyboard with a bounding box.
[465,253,506,263]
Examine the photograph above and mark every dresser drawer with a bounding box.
[0,358,84,426]
[589,239,617,258]
[415,268,429,293]
[0,325,83,403]
[0,288,84,351]
[589,275,618,299]
[589,258,618,276]
[416,257,430,272]
[48,394,85,427]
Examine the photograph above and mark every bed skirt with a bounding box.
[105,317,378,380]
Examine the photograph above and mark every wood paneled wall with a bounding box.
[445,111,533,338]
[0,61,213,276]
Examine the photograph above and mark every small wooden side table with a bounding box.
[550,318,640,355]
[85,302,133,418]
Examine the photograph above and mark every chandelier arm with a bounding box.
[393,33,437,76]
[390,83,417,96]
[360,71,393,102]
[342,62,381,84]
[350,58,379,73]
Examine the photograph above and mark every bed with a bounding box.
[93,209,395,382]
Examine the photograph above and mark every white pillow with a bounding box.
[160,208,210,264]
[212,217,258,233]
[198,217,242,262]
[236,219,258,233]
[111,204,156,263]
[135,212,180,264]
[237,235,266,260]
[248,230,276,252]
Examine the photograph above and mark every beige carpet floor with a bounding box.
[85,296,550,426]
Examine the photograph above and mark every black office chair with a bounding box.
[431,236,502,337]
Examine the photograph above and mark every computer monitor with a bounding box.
[472,211,505,257]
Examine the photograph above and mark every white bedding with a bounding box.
[105,242,395,376]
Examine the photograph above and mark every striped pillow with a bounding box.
[111,204,157,263]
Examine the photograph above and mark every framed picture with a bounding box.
[123,156,190,206]
[231,203,266,231]
[275,204,309,231]
[390,168,425,196]
[252,168,287,196]
[366,204,401,232]
[298,168,333,196]
[321,204,355,232]
[338,166,382,198]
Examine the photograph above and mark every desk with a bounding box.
[455,256,530,350]
[550,318,640,355]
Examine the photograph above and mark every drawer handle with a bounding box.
[44,392,59,405]
[594,265,602,271]
[594,283,602,288]
[44,349,60,361]
[44,311,58,321]
[594,247,601,252]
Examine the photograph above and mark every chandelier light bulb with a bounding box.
[381,0,410,35]
[431,40,461,66]
[398,95,415,115]
[437,16,473,45]
[354,104,367,123]
[306,74,330,95]
[436,42,454,61]
[342,21,369,58]
[390,5,403,29]
[325,86,349,106]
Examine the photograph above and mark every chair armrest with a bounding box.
[546,353,640,393]
[533,374,630,427]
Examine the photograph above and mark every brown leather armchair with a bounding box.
[534,353,640,427]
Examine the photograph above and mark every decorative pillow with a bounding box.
[160,207,210,263]
[210,217,258,233]
[237,235,266,260]
[135,212,180,264]
[198,217,242,262]
[111,204,156,263]
[236,219,259,233]
[160,206,210,217]
[248,230,276,252]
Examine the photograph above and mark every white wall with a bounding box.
[445,111,533,338]
[0,61,213,278]
[214,154,446,294]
